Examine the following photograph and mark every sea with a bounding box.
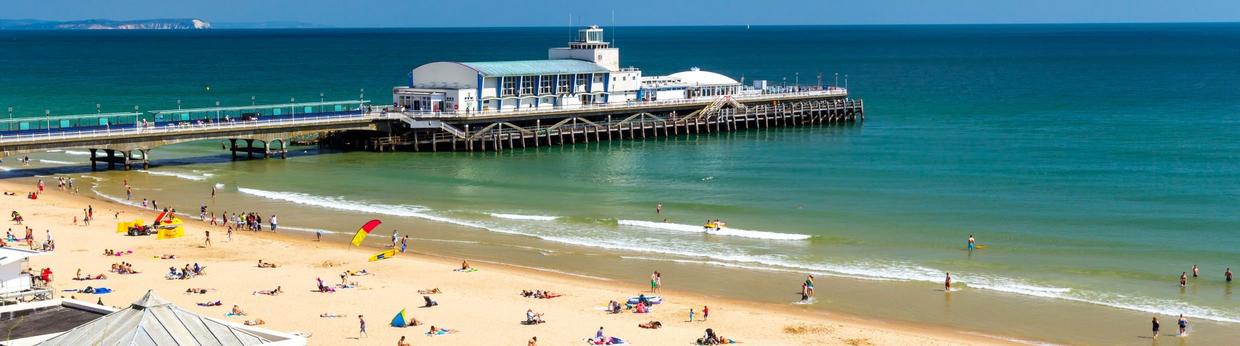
[3,24,1240,344]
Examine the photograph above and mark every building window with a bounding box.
[557,74,570,93]
[539,75,552,94]
[502,78,515,96]
[593,74,604,83]
[521,76,535,95]
[576,74,588,90]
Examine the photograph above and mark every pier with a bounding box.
[354,90,862,152]
[1,90,861,169]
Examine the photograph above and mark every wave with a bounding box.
[45,149,63,153]
[64,150,90,156]
[489,213,559,221]
[231,188,1240,323]
[38,159,78,165]
[618,219,812,240]
[91,185,141,207]
[145,170,211,181]
[214,183,225,189]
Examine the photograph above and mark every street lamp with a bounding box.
[795,72,799,89]
[291,97,296,121]
[844,74,848,90]
[45,109,51,136]
[251,96,256,106]
[177,99,182,110]
[215,101,221,124]
[834,73,839,89]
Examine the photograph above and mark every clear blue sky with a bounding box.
[6,0,1239,27]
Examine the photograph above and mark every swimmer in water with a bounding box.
[945,272,952,291]
[1192,264,1199,278]
[1180,272,1188,287]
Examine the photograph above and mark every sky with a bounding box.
[4,0,1239,27]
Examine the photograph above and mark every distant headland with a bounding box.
[0,18,211,30]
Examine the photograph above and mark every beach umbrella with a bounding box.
[350,219,381,246]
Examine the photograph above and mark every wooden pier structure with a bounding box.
[344,92,863,152]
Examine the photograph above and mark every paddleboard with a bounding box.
[369,249,397,262]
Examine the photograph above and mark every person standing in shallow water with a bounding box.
[967,234,975,251]
[945,272,952,291]
[1177,314,1188,336]
[1227,268,1233,283]
[1180,272,1188,287]
[1192,264,1199,278]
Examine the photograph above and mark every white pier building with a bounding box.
[393,25,742,115]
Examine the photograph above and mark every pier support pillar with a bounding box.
[89,149,99,171]
[104,149,117,170]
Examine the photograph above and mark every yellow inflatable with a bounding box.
[156,217,186,240]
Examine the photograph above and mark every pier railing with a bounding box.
[0,111,374,145]
[392,89,848,119]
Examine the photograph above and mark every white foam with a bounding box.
[618,219,812,240]
[144,170,210,181]
[214,183,225,189]
[489,213,558,221]
[238,187,432,218]
[64,150,90,156]
[91,186,141,207]
[38,159,78,165]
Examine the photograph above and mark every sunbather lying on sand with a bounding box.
[231,305,247,316]
[638,321,662,329]
[197,300,222,307]
[257,260,278,268]
[320,313,345,318]
[186,288,210,294]
[418,288,442,294]
[244,319,265,326]
[254,286,282,296]
[426,325,457,336]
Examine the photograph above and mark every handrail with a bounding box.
[0,111,375,145]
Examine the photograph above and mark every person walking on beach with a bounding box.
[702,305,709,321]
[1151,316,1160,339]
[400,235,409,253]
[211,186,216,199]
[226,226,233,241]
[528,336,537,346]
[945,272,952,291]
[1180,272,1188,287]
[359,315,367,338]
[1177,314,1188,336]
[398,336,410,346]
[1227,268,1233,283]
[391,230,399,248]
[689,308,695,322]
[967,234,976,251]
[269,214,277,231]
[204,230,211,247]
[316,230,322,242]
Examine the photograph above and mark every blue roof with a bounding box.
[462,59,609,77]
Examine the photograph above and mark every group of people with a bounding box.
[1178,264,1232,287]
[166,263,204,280]
[110,262,139,275]
[519,290,562,299]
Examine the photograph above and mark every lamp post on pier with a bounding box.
[795,72,799,90]
[134,105,140,131]
[45,109,51,137]
[215,101,221,124]
[251,96,256,107]
[844,74,848,90]
[320,92,325,114]
[291,97,296,122]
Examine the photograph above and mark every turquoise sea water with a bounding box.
[4,24,1240,335]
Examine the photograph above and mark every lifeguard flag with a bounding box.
[390,309,408,327]
[350,220,381,246]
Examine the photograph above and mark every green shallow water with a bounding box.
[3,24,1240,343]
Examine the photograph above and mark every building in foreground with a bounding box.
[0,290,305,345]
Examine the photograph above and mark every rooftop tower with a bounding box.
[549,25,619,71]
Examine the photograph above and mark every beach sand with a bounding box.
[4,179,1006,345]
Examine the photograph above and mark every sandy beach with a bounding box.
[2,178,1007,345]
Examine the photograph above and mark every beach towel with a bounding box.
[453,268,478,273]
[93,287,112,294]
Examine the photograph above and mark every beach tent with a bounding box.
[39,290,276,345]
[390,309,408,327]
